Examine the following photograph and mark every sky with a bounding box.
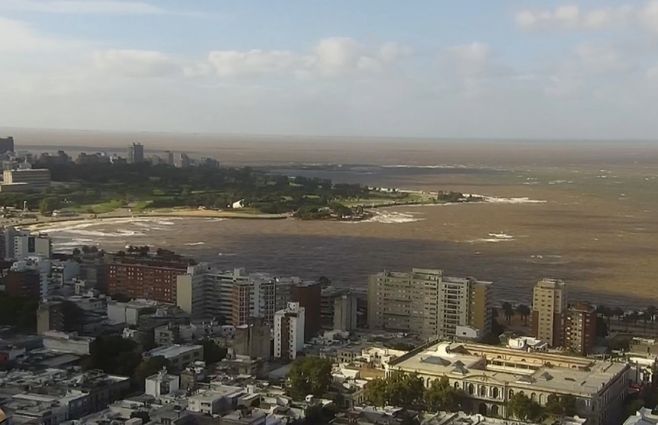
[2,0,658,140]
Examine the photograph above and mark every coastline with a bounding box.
[8,208,290,231]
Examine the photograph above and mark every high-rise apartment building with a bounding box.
[37,301,65,335]
[176,265,278,325]
[2,168,51,191]
[233,318,271,361]
[127,143,144,163]
[13,232,51,260]
[367,268,492,338]
[274,302,305,360]
[291,281,321,340]
[563,302,597,355]
[106,252,192,304]
[0,136,15,154]
[532,278,567,347]
[333,294,357,331]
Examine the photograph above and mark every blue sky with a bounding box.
[1,0,658,139]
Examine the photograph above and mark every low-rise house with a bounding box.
[144,344,203,371]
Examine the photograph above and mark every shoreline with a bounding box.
[6,194,548,230]
[10,209,290,231]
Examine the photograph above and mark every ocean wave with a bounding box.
[467,232,515,243]
[29,217,177,236]
[478,195,546,204]
[360,212,424,224]
[381,164,468,169]
[185,242,206,246]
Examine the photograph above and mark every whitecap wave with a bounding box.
[476,195,546,204]
[362,212,424,224]
[185,242,206,246]
[468,232,515,243]
[382,164,468,169]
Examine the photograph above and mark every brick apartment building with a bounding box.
[106,251,194,304]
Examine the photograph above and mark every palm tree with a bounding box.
[502,302,514,323]
[516,304,531,325]
[645,306,657,323]
[612,307,625,320]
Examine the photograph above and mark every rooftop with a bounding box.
[146,344,202,359]
[391,341,628,396]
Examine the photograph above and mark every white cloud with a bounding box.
[94,49,180,77]
[640,0,658,32]
[515,3,638,31]
[203,37,406,79]
[0,16,83,52]
[0,0,164,15]
[648,64,658,81]
[207,49,300,78]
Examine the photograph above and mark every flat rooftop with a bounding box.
[392,341,628,396]
[146,344,202,359]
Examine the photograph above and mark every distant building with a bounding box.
[274,302,305,360]
[1,168,51,192]
[291,281,321,340]
[220,409,267,425]
[76,152,111,165]
[334,294,357,331]
[0,136,14,154]
[389,340,629,425]
[107,298,161,325]
[106,252,193,304]
[42,331,93,355]
[233,318,271,361]
[176,265,279,325]
[144,344,203,370]
[624,407,658,425]
[187,386,244,416]
[12,232,51,260]
[563,302,597,355]
[368,268,492,339]
[37,301,65,335]
[127,142,144,164]
[145,368,180,398]
[532,278,567,347]
[5,263,45,299]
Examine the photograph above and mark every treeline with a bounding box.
[3,159,371,216]
[364,371,577,421]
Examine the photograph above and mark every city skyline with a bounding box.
[3,1,658,140]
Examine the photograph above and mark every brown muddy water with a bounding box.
[7,128,658,308]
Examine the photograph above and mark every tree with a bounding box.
[502,302,514,323]
[424,376,463,412]
[596,317,609,338]
[288,357,333,399]
[39,197,60,215]
[507,393,543,421]
[546,394,577,417]
[516,304,531,325]
[364,378,388,407]
[202,339,227,364]
[83,335,141,377]
[318,276,332,287]
[364,372,425,411]
[133,356,169,388]
[386,372,425,410]
[612,307,625,319]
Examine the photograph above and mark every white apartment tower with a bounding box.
[368,268,492,339]
[176,264,283,325]
[274,302,305,360]
[333,294,357,331]
[532,278,567,347]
